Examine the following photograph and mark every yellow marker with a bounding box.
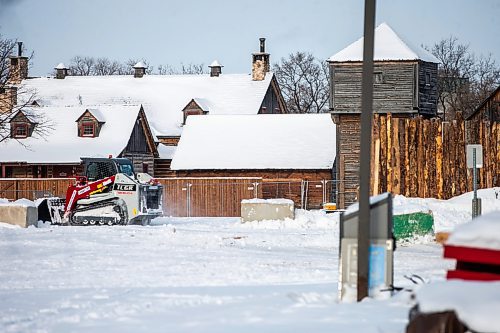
[133,208,137,216]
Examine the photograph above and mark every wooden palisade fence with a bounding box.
[370,113,500,200]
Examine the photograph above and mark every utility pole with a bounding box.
[357,0,376,302]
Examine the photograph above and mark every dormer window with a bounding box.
[9,110,36,139]
[13,123,28,138]
[182,99,209,125]
[76,109,105,138]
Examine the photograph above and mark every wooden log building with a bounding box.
[0,38,286,178]
[328,22,440,207]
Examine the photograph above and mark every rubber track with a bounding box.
[70,199,127,226]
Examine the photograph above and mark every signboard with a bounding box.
[466,144,483,168]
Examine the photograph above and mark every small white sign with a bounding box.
[466,144,483,168]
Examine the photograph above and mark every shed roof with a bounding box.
[0,104,142,164]
[19,73,274,137]
[329,22,439,63]
[171,114,336,170]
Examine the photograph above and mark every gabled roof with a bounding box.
[0,104,143,164]
[171,114,336,170]
[329,22,439,63]
[75,108,106,123]
[8,109,38,124]
[18,73,275,137]
[466,85,500,120]
[191,98,211,112]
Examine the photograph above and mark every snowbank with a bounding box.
[0,198,36,207]
[239,209,339,230]
[447,211,500,250]
[344,192,390,214]
[392,187,500,232]
[416,280,500,333]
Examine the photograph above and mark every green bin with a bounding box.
[393,212,434,240]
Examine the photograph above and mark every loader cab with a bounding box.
[81,157,135,182]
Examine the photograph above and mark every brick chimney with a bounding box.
[252,38,270,81]
[8,42,29,84]
[208,60,223,77]
[133,61,147,78]
[54,63,69,79]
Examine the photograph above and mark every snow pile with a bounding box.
[416,280,500,333]
[0,198,36,207]
[392,187,500,232]
[447,211,500,250]
[240,209,339,230]
[344,192,390,214]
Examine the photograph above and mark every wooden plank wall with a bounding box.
[0,177,335,217]
[0,178,74,201]
[157,178,262,217]
[371,113,500,199]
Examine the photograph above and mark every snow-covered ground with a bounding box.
[0,189,499,332]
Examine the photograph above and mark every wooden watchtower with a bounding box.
[328,23,439,207]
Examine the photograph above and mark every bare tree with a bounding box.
[0,33,52,144]
[157,62,206,75]
[69,55,95,76]
[273,52,329,113]
[94,57,124,75]
[431,37,500,120]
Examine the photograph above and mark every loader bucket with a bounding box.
[37,197,66,224]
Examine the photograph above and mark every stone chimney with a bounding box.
[133,61,147,78]
[252,37,270,81]
[0,86,17,114]
[208,60,223,77]
[8,42,29,84]
[54,63,69,79]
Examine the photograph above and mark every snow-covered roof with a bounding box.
[84,108,106,122]
[19,73,274,137]
[209,60,223,67]
[133,61,147,68]
[329,22,439,63]
[157,144,177,160]
[191,98,211,111]
[0,104,141,164]
[171,114,336,170]
[54,63,67,69]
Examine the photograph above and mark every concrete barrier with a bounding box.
[0,205,38,228]
[241,198,294,222]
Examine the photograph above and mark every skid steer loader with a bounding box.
[39,158,163,226]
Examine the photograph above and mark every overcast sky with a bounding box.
[1,0,499,76]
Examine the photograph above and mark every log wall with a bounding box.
[337,112,500,207]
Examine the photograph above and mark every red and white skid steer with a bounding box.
[38,158,163,226]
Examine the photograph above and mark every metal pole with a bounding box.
[473,148,477,218]
[358,0,376,302]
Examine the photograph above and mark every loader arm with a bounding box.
[63,175,116,218]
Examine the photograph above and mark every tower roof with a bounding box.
[329,22,439,63]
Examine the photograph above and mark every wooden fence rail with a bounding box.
[0,178,343,217]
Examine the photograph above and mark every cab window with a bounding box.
[118,163,134,177]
